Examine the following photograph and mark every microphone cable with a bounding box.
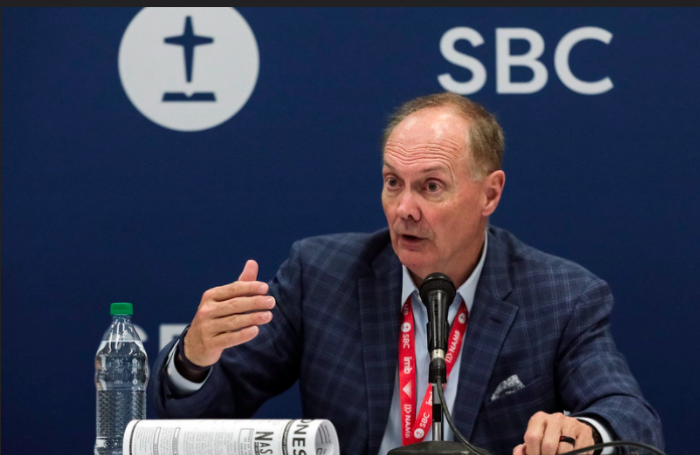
[435,375,492,455]
[560,441,666,455]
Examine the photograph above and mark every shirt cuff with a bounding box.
[576,416,614,455]
[165,340,212,395]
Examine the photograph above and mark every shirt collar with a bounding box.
[400,231,488,314]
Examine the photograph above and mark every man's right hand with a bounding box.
[180,260,275,371]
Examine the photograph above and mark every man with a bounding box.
[150,93,663,455]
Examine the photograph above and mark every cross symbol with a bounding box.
[164,16,214,83]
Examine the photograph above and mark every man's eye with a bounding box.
[387,178,398,187]
[427,182,439,192]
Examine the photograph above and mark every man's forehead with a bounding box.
[383,133,469,176]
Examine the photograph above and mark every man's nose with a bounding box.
[396,190,421,221]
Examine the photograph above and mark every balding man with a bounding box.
[150,93,663,455]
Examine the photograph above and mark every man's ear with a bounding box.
[481,170,505,217]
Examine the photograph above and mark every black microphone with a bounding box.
[419,273,456,384]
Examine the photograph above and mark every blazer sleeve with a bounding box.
[557,276,664,452]
[149,241,306,418]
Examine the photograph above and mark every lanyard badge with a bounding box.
[398,297,468,445]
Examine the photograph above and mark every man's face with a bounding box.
[382,106,498,286]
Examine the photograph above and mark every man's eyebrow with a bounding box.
[421,166,449,174]
[382,161,449,174]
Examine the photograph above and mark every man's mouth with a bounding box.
[400,234,424,243]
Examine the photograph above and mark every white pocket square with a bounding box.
[491,374,526,401]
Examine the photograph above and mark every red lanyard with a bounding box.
[399,296,468,445]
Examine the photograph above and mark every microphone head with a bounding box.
[419,272,456,305]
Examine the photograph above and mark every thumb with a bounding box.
[238,259,259,282]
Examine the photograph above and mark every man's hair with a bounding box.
[382,92,504,180]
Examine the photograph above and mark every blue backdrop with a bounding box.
[2,7,699,454]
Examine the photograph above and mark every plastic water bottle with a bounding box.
[95,302,149,455]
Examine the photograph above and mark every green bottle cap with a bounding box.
[110,302,133,315]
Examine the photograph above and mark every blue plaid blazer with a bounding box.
[151,226,663,455]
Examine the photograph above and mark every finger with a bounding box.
[556,417,581,455]
[214,325,260,349]
[524,412,547,455]
[557,436,576,455]
[208,280,269,302]
[210,310,273,334]
[206,295,275,319]
[238,259,259,282]
[513,443,526,455]
[541,414,565,455]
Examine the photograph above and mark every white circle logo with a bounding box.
[414,428,425,439]
[458,313,467,324]
[118,7,259,132]
[401,322,412,333]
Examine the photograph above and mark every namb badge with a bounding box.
[119,7,259,132]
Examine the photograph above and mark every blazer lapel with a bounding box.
[359,244,402,455]
[453,229,519,440]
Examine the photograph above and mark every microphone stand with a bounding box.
[429,352,447,442]
[388,352,479,455]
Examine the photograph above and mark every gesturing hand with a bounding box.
[181,260,275,369]
[513,412,596,455]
